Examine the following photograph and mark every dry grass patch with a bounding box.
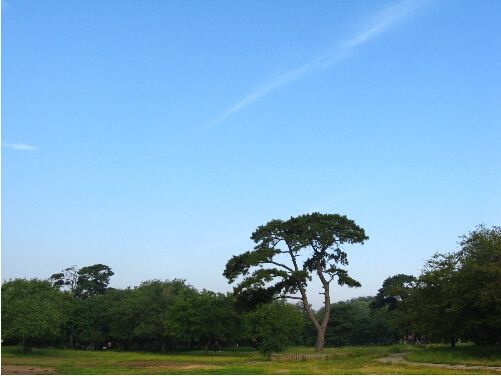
[121,360,222,371]
[1,365,56,375]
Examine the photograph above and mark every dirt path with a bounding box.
[378,353,501,373]
[122,360,221,371]
[1,365,55,375]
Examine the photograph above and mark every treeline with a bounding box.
[2,225,500,353]
[373,225,501,347]
[1,276,305,354]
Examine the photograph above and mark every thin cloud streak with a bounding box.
[3,143,39,151]
[207,0,430,127]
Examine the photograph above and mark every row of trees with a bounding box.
[2,215,499,353]
[2,274,305,354]
[372,225,501,346]
[1,271,400,354]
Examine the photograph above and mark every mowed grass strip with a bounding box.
[405,344,501,367]
[2,345,500,374]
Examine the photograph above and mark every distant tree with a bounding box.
[1,279,69,353]
[194,291,241,350]
[164,290,241,351]
[323,297,392,346]
[103,288,136,349]
[371,274,418,343]
[74,264,114,298]
[132,280,195,350]
[410,252,463,346]
[372,274,416,311]
[49,265,79,292]
[453,225,501,344]
[243,302,304,354]
[50,264,114,299]
[67,279,197,351]
[69,294,110,349]
[404,226,501,347]
[224,213,368,352]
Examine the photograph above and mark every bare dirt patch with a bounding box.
[122,360,221,371]
[1,365,55,375]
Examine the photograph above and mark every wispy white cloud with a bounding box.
[3,143,39,151]
[207,0,431,127]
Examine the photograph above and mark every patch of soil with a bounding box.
[378,353,407,364]
[1,365,55,375]
[122,361,220,370]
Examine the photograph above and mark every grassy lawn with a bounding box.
[2,345,500,374]
[405,344,501,367]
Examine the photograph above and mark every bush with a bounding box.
[243,302,304,354]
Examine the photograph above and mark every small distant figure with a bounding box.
[214,340,221,352]
[405,333,423,345]
[107,341,112,349]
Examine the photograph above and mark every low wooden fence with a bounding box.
[271,353,330,361]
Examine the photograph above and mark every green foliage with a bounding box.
[320,297,393,346]
[396,225,501,346]
[74,264,114,298]
[372,274,416,311]
[52,278,242,351]
[49,264,114,299]
[224,212,368,351]
[128,280,192,346]
[224,213,368,306]
[1,279,69,352]
[370,274,418,342]
[410,252,463,344]
[243,302,304,354]
[49,266,78,291]
[3,224,498,356]
[164,290,241,349]
[70,279,197,350]
[455,226,501,344]
[68,290,120,348]
[195,291,241,347]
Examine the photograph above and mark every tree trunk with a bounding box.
[22,338,32,353]
[296,261,332,353]
[299,292,323,352]
[315,327,326,352]
[315,260,331,353]
[289,249,331,353]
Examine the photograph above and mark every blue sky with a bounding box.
[2,0,500,307]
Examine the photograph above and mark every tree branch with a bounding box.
[274,295,303,301]
[285,241,321,331]
[260,260,294,272]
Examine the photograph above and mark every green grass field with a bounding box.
[2,344,500,374]
[405,345,501,367]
